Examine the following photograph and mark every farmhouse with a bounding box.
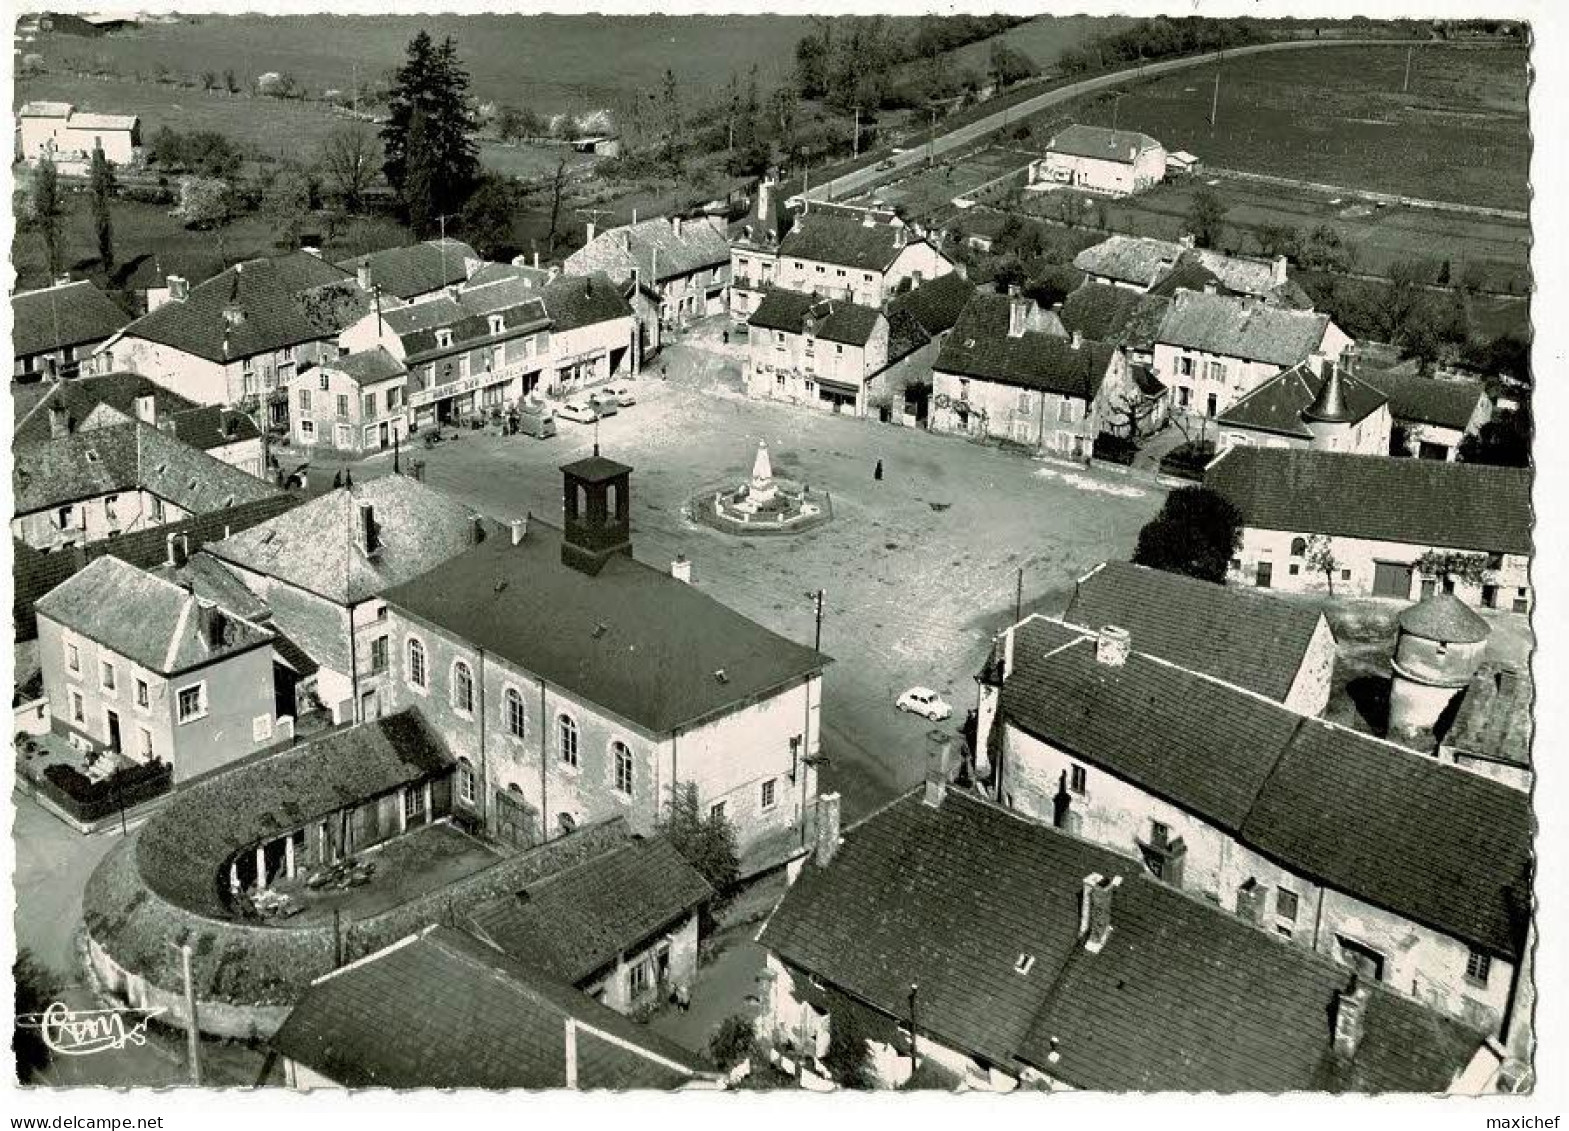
[273,925,712,1090]
[1030,124,1166,197]
[379,456,830,868]
[12,279,131,382]
[284,348,408,455]
[1216,360,1392,455]
[772,212,954,308]
[103,253,372,411]
[981,614,1533,1043]
[17,100,141,171]
[1205,446,1532,610]
[1074,234,1310,308]
[757,769,1497,1092]
[929,290,1133,457]
[14,371,264,475]
[336,238,484,303]
[1153,290,1352,417]
[565,215,732,335]
[34,555,287,782]
[204,476,502,721]
[1359,365,1493,461]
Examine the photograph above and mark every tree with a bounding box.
[14,950,62,1084]
[1254,221,1301,260]
[1459,409,1531,468]
[174,176,233,229]
[458,175,523,259]
[29,158,64,279]
[707,1015,758,1072]
[988,43,1037,88]
[319,123,379,213]
[659,782,740,894]
[820,994,875,1089]
[200,70,218,92]
[381,31,481,223]
[223,68,239,94]
[794,21,832,99]
[89,148,116,272]
[1131,486,1242,584]
[265,162,315,249]
[495,104,539,143]
[546,155,570,255]
[1303,534,1341,595]
[1185,188,1227,250]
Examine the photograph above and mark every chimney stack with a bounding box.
[533,251,541,270]
[167,275,189,302]
[511,516,528,546]
[1178,233,1196,251]
[1272,254,1289,287]
[357,262,372,292]
[1331,975,1372,1060]
[671,554,694,584]
[1095,625,1130,667]
[672,215,683,239]
[1070,330,1083,351]
[1079,873,1121,954]
[814,792,842,867]
[135,392,157,424]
[49,405,72,438]
[586,221,597,244]
[563,1016,579,1089]
[55,273,72,288]
[923,729,951,808]
[359,501,379,555]
[166,531,189,568]
[1007,293,1029,339]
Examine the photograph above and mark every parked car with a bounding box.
[896,687,952,721]
[601,382,636,406]
[517,400,557,438]
[877,157,896,170]
[557,397,599,424]
[589,391,619,417]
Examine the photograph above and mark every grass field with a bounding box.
[946,15,1136,76]
[1029,44,1529,209]
[870,147,1035,221]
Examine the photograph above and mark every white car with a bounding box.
[588,391,619,417]
[600,383,636,407]
[896,687,952,721]
[556,397,599,424]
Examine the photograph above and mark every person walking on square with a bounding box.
[874,459,884,481]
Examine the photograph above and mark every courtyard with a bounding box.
[345,317,1164,821]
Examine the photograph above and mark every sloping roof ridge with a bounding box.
[310,926,432,987]
[513,828,647,897]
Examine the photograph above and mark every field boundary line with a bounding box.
[1205,166,1527,222]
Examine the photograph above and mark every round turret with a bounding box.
[1387,593,1490,739]
[1302,361,1354,452]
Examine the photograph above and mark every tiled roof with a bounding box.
[778,213,915,273]
[34,554,274,674]
[538,272,635,332]
[68,111,139,131]
[1058,283,1170,350]
[147,551,272,622]
[1144,256,1227,299]
[1074,236,1297,302]
[1045,124,1162,165]
[116,253,362,363]
[1217,362,1387,440]
[1205,447,1533,555]
[1002,617,1534,958]
[12,280,131,358]
[14,372,259,452]
[566,216,731,284]
[383,517,829,736]
[320,347,406,387]
[935,292,1116,398]
[135,709,451,917]
[1074,235,1188,288]
[1359,367,1491,431]
[761,789,1481,1091]
[271,925,705,1089]
[20,100,74,118]
[380,278,551,363]
[207,476,498,607]
[747,290,885,348]
[12,420,280,517]
[888,272,977,337]
[465,260,553,289]
[1156,290,1330,367]
[1063,561,1328,703]
[468,836,713,984]
[1398,593,1490,644]
[1442,665,1532,770]
[335,239,479,300]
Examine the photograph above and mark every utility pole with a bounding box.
[808,588,825,652]
[852,105,861,159]
[1015,566,1024,624]
[927,105,938,168]
[1403,45,1415,94]
[1209,66,1220,133]
[908,982,920,1071]
[351,60,358,117]
[174,943,202,1085]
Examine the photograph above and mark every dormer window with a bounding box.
[436,329,454,349]
[489,314,504,335]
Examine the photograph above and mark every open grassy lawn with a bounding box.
[1031,44,1529,209]
[870,146,1035,221]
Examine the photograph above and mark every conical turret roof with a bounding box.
[1398,592,1490,644]
[1301,361,1353,424]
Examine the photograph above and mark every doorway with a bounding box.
[105,709,122,754]
[378,421,390,449]
[1372,561,1414,598]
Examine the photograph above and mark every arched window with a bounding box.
[452,661,474,713]
[407,638,427,689]
[612,741,633,796]
[457,758,475,805]
[1290,537,1308,558]
[558,714,579,767]
[504,688,526,739]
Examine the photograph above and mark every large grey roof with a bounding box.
[1218,363,1387,440]
[12,280,131,358]
[566,215,731,284]
[1045,123,1163,165]
[335,238,479,300]
[935,292,1115,397]
[1156,290,1330,367]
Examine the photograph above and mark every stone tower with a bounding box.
[1301,360,1354,452]
[1387,592,1490,741]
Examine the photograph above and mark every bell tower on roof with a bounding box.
[560,452,633,575]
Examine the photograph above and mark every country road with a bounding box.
[804,37,1436,205]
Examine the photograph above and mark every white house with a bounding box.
[771,211,954,308]
[1030,124,1166,197]
[18,101,141,171]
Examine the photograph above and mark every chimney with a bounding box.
[510,516,528,545]
[1202,281,1217,295]
[168,275,189,302]
[1007,295,1029,339]
[672,215,683,239]
[1178,234,1195,251]
[1070,330,1083,351]
[1272,254,1288,287]
[862,211,876,228]
[1331,975,1372,1060]
[814,792,842,867]
[223,302,245,328]
[533,251,541,270]
[357,262,372,292]
[470,515,487,545]
[49,405,72,438]
[55,273,72,287]
[671,554,694,584]
[923,729,951,808]
[166,531,189,568]
[585,221,597,244]
[1079,873,1121,954]
[135,392,157,424]
[1095,625,1130,667]
[359,501,380,556]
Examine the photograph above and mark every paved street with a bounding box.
[355,318,1161,820]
